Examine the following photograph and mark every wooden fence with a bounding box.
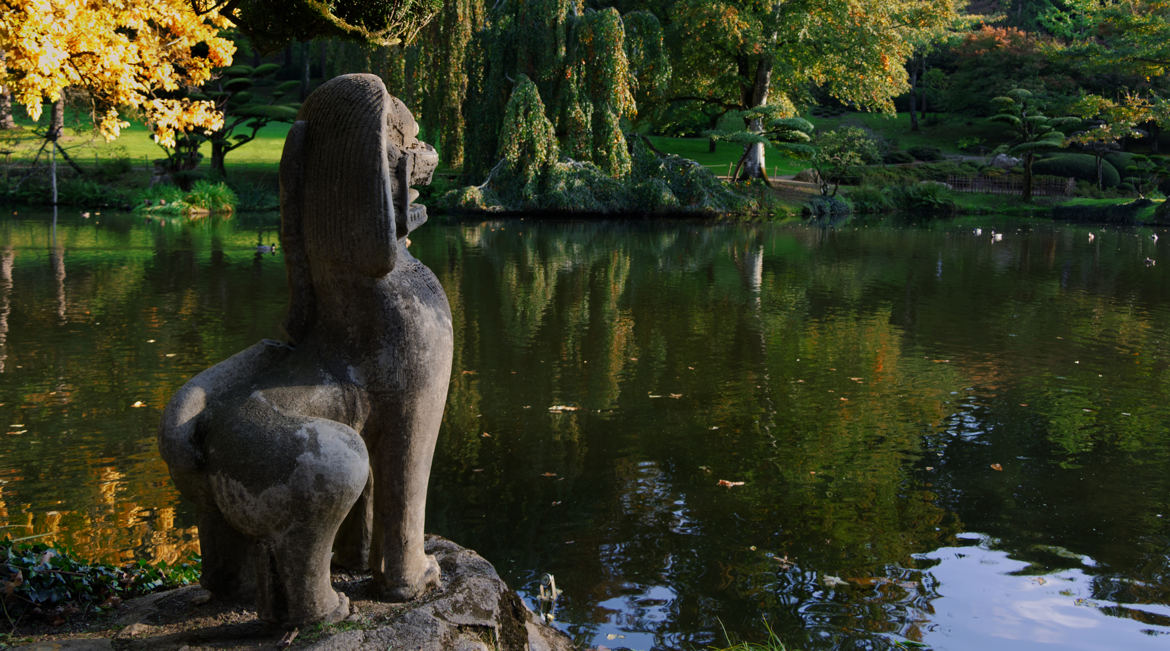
[946,175,1076,197]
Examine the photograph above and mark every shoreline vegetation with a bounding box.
[0,110,1166,226]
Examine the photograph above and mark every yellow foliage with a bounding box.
[0,0,234,142]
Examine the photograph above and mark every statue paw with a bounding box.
[382,554,441,602]
[321,591,352,624]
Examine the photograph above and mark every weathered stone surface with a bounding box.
[157,73,452,626]
[304,538,573,651]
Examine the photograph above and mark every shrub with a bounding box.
[908,145,944,162]
[883,150,915,164]
[185,180,237,214]
[1,539,199,623]
[888,181,956,217]
[1103,151,1135,173]
[848,185,894,214]
[1034,153,1120,187]
[803,195,851,220]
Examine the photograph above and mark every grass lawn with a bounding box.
[806,111,1009,155]
[645,135,808,177]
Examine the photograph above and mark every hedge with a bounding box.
[1033,153,1120,188]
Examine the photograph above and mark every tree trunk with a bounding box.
[49,99,64,141]
[301,42,311,99]
[211,138,228,179]
[908,57,919,132]
[1095,153,1104,190]
[0,88,14,130]
[737,58,772,181]
[319,40,328,82]
[0,51,14,130]
[920,57,929,119]
[1023,151,1034,202]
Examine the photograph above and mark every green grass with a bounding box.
[806,111,1008,155]
[646,136,808,177]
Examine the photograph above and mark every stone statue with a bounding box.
[158,74,451,627]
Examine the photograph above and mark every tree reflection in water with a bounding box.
[1,214,1169,648]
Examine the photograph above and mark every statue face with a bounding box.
[385,95,438,238]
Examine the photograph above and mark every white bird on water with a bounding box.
[1088,232,1095,243]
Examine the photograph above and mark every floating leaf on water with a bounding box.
[547,405,579,412]
[717,479,745,488]
[648,394,663,399]
[541,472,558,478]
[822,575,848,587]
[990,463,1004,472]
[130,401,146,408]
[669,393,682,399]
[481,432,491,438]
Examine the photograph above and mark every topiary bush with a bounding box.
[908,145,944,162]
[1034,153,1120,187]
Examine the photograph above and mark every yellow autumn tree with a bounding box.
[0,0,235,147]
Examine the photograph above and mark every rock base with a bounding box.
[15,537,573,651]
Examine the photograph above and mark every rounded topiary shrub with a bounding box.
[1033,153,1121,188]
[908,146,944,162]
[1103,151,1135,173]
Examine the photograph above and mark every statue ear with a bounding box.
[279,121,314,343]
[280,121,307,247]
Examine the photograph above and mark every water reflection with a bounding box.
[0,213,1169,648]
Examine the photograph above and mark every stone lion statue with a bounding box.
[158,73,451,626]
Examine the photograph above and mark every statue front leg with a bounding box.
[367,406,442,601]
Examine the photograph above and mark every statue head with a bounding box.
[279,73,437,341]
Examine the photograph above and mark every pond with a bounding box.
[2,209,1170,650]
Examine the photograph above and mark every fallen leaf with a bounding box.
[648,394,663,399]
[717,479,745,488]
[541,472,558,478]
[849,377,863,382]
[990,463,1004,472]
[481,432,491,438]
[547,405,579,412]
[669,393,683,399]
[461,370,477,375]
[130,401,146,408]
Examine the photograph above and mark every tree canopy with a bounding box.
[1,0,235,145]
[190,0,442,49]
[658,0,961,179]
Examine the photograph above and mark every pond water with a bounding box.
[2,210,1170,650]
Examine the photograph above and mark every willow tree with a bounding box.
[463,1,662,181]
[410,0,485,169]
[662,0,959,181]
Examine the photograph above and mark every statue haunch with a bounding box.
[158,74,452,626]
